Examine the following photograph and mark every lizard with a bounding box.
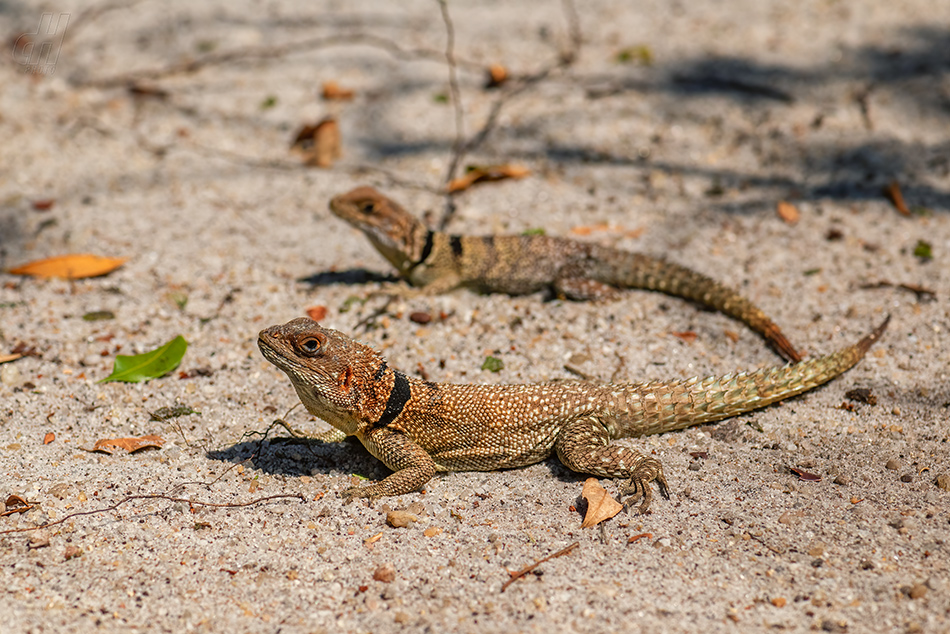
[258,315,887,513]
[329,186,803,363]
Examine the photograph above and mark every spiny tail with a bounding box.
[607,251,803,363]
[617,316,889,437]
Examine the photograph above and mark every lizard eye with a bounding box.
[359,202,375,215]
[296,336,323,356]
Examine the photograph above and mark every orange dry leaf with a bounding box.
[9,254,127,279]
[580,478,622,528]
[305,306,328,321]
[92,434,164,454]
[883,180,910,216]
[0,353,22,364]
[43,432,55,445]
[447,164,530,193]
[570,223,610,236]
[322,80,355,101]
[0,494,33,516]
[776,201,801,225]
[291,117,342,168]
[670,331,698,343]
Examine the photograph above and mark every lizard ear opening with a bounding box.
[338,366,353,392]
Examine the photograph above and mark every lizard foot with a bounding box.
[620,457,669,514]
[340,484,382,505]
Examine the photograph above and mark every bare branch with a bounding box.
[0,493,305,535]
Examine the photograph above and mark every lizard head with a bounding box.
[329,187,431,276]
[258,318,383,433]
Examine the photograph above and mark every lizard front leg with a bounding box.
[342,426,437,502]
[555,416,669,514]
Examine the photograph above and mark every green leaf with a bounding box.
[99,335,188,383]
[913,239,933,260]
[803,268,822,276]
[481,356,504,372]
[260,95,278,109]
[82,310,115,321]
[522,228,546,236]
[433,93,449,103]
[615,45,654,66]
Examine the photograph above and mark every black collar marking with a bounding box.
[407,230,435,273]
[373,369,411,428]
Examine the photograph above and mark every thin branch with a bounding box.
[500,541,580,592]
[76,32,483,89]
[438,0,466,190]
[437,0,582,229]
[0,493,305,535]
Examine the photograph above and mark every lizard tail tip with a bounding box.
[857,314,890,354]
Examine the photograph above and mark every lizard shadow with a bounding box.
[298,268,400,287]
[206,436,387,479]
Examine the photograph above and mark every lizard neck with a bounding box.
[371,222,433,277]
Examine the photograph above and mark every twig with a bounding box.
[438,0,582,229]
[438,0,465,190]
[76,32,483,89]
[500,541,579,592]
[0,493,305,535]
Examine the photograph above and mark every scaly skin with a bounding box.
[258,316,887,512]
[329,186,803,363]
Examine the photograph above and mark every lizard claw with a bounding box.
[620,457,668,514]
[341,485,374,505]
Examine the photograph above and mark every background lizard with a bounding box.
[258,316,887,513]
[330,186,803,363]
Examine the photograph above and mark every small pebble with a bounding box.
[833,474,850,486]
[409,311,432,324]
[373,563,395,583]
[935,474,950,491]
[900,474,914,483]
[28,530,50,549]
[386,511,418,528]
[394,612,410,624]
[0,364,21,387]
[885,459,900,471]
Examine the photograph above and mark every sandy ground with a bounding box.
[1,1,949,632]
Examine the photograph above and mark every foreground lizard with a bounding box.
[258,316,887,512]
[330,186,803,363]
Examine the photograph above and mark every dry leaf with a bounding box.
[321,80,355,101]
[447,164,529,193]
[580,478,622,528]
[570,222,610,236]
[92,434,164,454]
[9,254,127,279]
[43,432,55,445]
[0,353,22,364]
[484,64,508,89]
[291,118,342,168]
[0,494,33,516]
[670,331,698,343]
[776,201,800,225]
[627,532,653,544]
[789,467,821,481]
[883,180,910,216]
[723,330,740,344]
[305,306,328,321]
[32,199,55,211]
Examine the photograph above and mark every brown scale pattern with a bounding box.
[330,186,803,362]
[258,316,887,513]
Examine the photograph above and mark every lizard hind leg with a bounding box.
[555,416,669,514]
